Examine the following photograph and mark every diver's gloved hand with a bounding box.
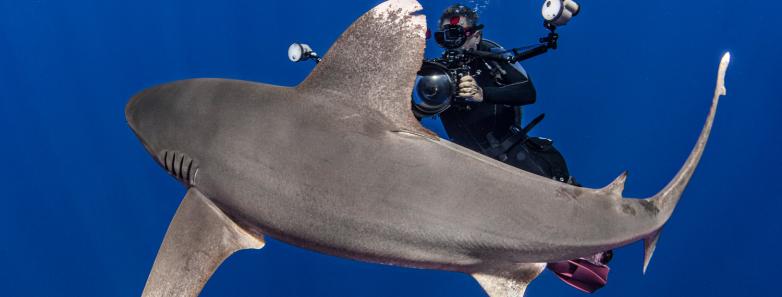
[458,75,483,102]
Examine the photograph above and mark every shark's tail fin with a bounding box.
[641,52,731,273]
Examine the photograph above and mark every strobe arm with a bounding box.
[467,23,560,64]
[507,24,559,63]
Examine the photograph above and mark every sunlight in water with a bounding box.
[468,0,491,14]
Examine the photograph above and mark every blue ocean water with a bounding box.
[0,0,779,296]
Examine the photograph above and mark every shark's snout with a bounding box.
[125,83,183,164]
[125,87,159,156]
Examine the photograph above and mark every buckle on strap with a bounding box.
[483,113,546,158]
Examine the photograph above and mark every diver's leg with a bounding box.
[522,137,615,292]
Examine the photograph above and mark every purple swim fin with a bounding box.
[547,258,610,293]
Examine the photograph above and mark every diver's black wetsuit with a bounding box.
[437,41,572,182]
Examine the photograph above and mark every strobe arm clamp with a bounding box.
[542,22,559,49]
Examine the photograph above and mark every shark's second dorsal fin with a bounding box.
[297,0,436,139]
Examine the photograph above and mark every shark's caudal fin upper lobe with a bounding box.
[641,52,731,273]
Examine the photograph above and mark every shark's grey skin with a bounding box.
[127,1,730,296]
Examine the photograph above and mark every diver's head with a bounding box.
[435,4,484,50]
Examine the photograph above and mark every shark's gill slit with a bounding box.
[158,150,198,186]
[177,153,185,179]
[182,158,192,183]
[167,151,175,174]
[161,150,168,171]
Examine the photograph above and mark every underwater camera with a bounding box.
[413,41,537,118]
[411,50,477,117]
[412,60,462,117]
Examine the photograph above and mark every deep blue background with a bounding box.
[1,0,780,296]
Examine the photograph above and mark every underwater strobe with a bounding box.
[288,43,321,63]
[541,0,580,26]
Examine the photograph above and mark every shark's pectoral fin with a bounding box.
[471,263,546,297]
[296,0,437,139]
[142,188,265,297]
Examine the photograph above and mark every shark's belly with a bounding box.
[192,114,658,268]
[194,125,486,268]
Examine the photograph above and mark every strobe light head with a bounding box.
[542,0,580,27]
[288,43,315,62]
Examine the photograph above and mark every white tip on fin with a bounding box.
[471,263,546,297]
[142,188,265,297]
[717,52,731,96]
[643,229,662,274]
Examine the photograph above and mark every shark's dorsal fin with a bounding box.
[297,0,436,139]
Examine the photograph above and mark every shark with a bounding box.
[125,0,731,296]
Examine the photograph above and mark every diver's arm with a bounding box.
[481,62,537,106]
[483,82,536,106]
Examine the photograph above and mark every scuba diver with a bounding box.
[288,1,611,292]
[411,3,614,293]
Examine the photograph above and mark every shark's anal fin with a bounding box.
[142,188,265,297]
[471,263,546,297]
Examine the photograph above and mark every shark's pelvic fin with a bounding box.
[471,263,546,297]
[296,0,436,139]
[142,188,265,297]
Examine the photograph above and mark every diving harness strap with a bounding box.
[484,113,545,160]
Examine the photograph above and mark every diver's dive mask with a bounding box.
[434,24,483,49]
[434,25,467,49]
